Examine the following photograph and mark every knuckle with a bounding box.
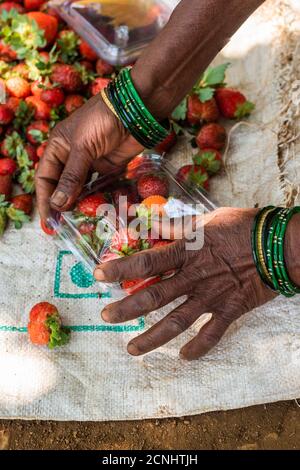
[58,170,82,190]
[142,286,163,309]
[137,251,156,277]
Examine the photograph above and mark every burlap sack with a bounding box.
[0,0,299,420]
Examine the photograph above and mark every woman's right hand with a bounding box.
[35,93,144,221]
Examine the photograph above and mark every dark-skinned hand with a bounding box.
[94,208,276,360]
[35,94,143,221]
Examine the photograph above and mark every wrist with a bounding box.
[285,212,300,285]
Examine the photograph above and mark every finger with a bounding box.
[95,240,185,282]
[101,271,190,323]
[35,133,70,221]
[50,146,92,211]
[126,298,205,356]
[180,315,231,360]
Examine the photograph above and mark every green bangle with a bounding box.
[118,69,167,141]
[266,209,284,292]
[252,207,276,289]
[123,68,169,139]
[272,209,294,296]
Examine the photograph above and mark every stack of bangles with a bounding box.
[252,206,300,297]
[100,67,169,149]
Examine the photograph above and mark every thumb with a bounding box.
[50,146,92,211]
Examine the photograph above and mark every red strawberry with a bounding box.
[0,158,17,176]
[0,41,17,62]
[38,51,50,62]
[11,194,33,215]
[78,222,96,235]
[137,173,169,199]
[76,193,108,217]
[25,96,51,120]
[40,4,61,21]
[36,141,47,158]
[121,276,161,295]
[24,0,47,11]
[112,185,139,206]
[64,94,85,114]
[0,2,24,13]
[0,104,14,125]
[27,302,70,348]
[26,12,58,46]
[79,60,94,72]
[40,87,65,107]
[51,64,83,92]
[79,40,98,61]
[31,80,44,97]
[0,174,13,199]
[193,148,222,175]
[26,120,49,144]
[90,77,111,96]
[6,77,31,99]
[96,59,114,76]
[187,95,219,124]
[11,63,29,80]
[176,164,209,190]
[215,87,255,119]
[0,127,3,137]
[155,131,177,154]
[25,143,38,164]
[196,123,226,150]
[6,97,20,113]
[110,228,140,256]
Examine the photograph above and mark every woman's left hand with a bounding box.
[94,208,276,360]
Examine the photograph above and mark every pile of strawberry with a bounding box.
[162,63,255,191]
[0,2,115,235]
[68,165,173,295]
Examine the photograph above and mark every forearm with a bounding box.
[132,0,264,119]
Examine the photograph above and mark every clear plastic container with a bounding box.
[50,0,174,66]
[49,153,217,296]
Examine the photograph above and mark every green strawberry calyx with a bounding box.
[6,205,30,229]
[45,314,71,349]
[234,100,255,119]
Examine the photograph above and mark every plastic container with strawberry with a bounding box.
[48,152,217,298]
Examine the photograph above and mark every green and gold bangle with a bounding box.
[252,206,276,289]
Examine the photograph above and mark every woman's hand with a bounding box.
[35,94,143,220]
[94,208,276,360]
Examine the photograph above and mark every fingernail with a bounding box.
[101,308,109,322]
[127,343,140,356]
[94,268,105,281]
[51,190,67,207]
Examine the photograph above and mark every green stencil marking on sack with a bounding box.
[70,262,96,288]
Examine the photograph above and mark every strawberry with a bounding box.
[6,97,21,113]
[18,168,35,194]
[112,185,139,206]
[25,96,51,120]
[110,228,140,256]
[176,164,209,191]
[76,193,108,217]
[155,131,177,154]
[51,64,83,92]
[0,41,17,62]
[24,0,47,11]
[36,141,47,158]
[79,60,94,72]
[215,87,255,119]
[78,221,96,235]
[140,195,167,215]
[96,59,114,76]
[193,148,222,174]
[0,158,17,176]
[121,276,161,295]
[79,40,98,61]
[153,239,171,248]
[196,123,226,150]
[31,80,44,97]
[137,173,169,199]
[187,95,219,125]
[90,77,111,96]
[57,30,79,63]
[40,87,65,107]
[27,302,70,348]
[25,143,38,163]
[6,77,31,99]
[0,194,9,236]
[26,120,49,144]
[11,63,30,80]
[0,2,24,13]
[0,104,14,125]
[64,94,85,114]
[10,194,33,215]
[0,174,13,200]
[26,12,58,46]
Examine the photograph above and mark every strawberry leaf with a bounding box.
[6,206,30,227]
[194,86,215,103]
[171,97,187,121]
[234,100,255,119]
[45,315,70,349]
[200,63,230,87]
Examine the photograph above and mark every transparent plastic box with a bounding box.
[49,153,217,297]
[50,0,175,65]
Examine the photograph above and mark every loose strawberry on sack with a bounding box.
[176,164,209,191]
[193,148,222,174]
[28,302,70,348]
[6,193,32,228]
[215,87,255,119]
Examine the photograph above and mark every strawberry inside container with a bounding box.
[48,152,217,297]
